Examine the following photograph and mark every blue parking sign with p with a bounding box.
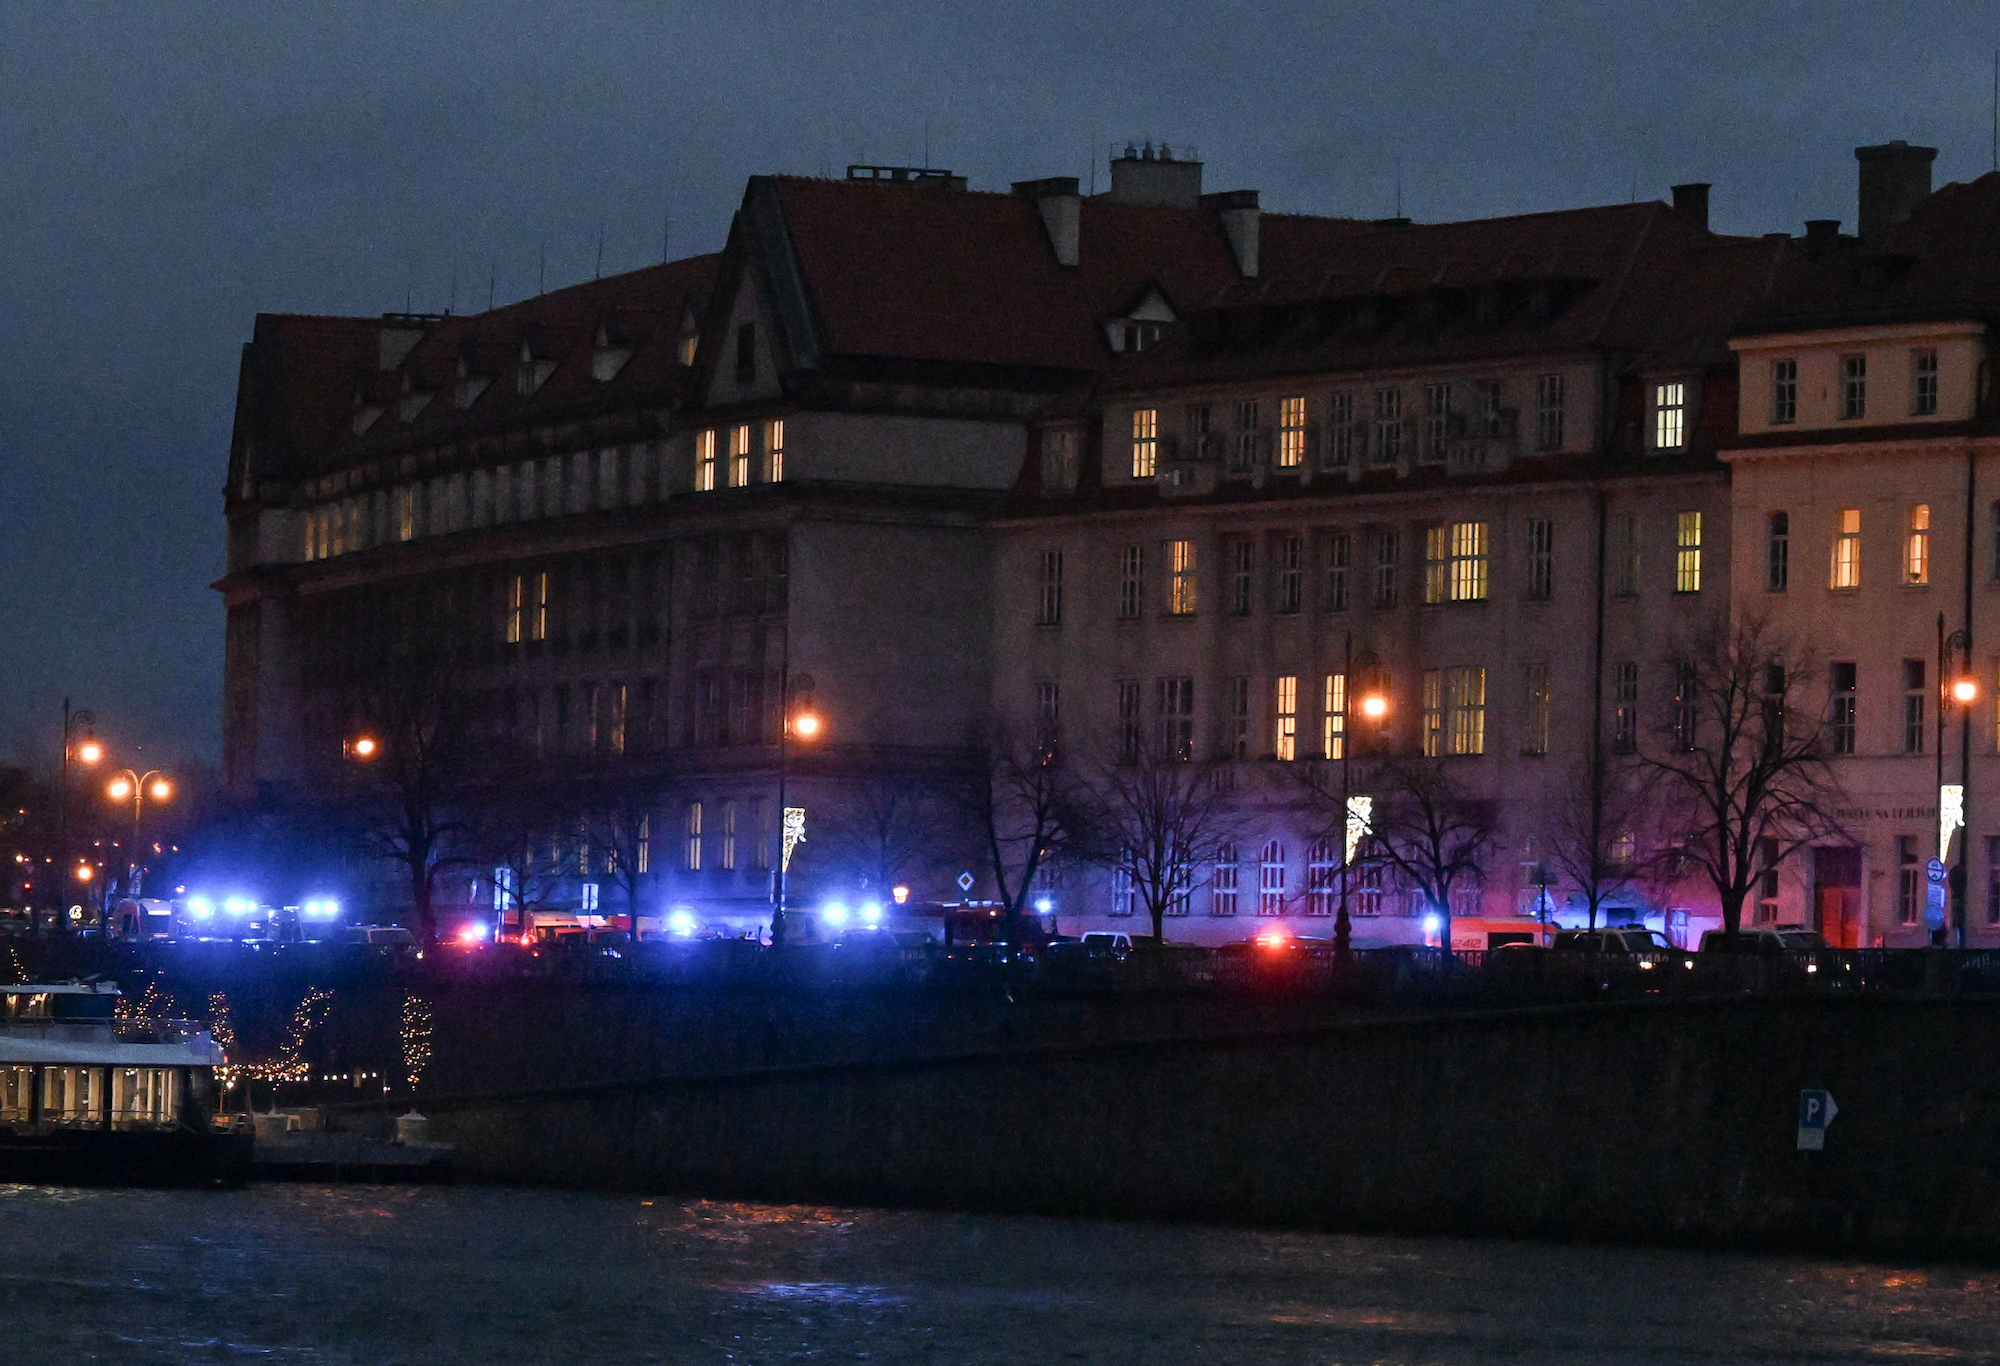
[1797,1089,1838,1150]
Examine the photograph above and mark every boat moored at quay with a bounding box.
[0,983,250,1185]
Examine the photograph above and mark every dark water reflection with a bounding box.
[4,1183,1998,1363]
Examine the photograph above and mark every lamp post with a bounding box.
[770,671,821,947]
[105,769,173,899]
[54,700,102,935]
[1936,612,1977,945]
[1335,634,1388,962]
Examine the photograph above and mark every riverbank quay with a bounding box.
[336,992,2000,1261]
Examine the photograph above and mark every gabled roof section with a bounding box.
[757,175,1369,378]
[1737,171,2000,335]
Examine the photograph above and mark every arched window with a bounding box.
[1210,843,1239,917]
[1306,840,1338,916]
[1258,841,1287,917]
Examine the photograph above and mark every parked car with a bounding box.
[1079,932,1132,961]
[1553,927,1694,971]
[338,925,420,956]
[1698,928,1828,954]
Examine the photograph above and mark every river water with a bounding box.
[6,1184,1999,1364]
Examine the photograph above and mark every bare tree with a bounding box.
[1092,751,1242,944]
[816,772,960,898]
[349,647,479,948]
[1537,755,1652,930]
[1366,756,1499,951]
[468,766,579,938]
[1640,613,1847,938]
[577,772,666,937]
[965,727,1100,941]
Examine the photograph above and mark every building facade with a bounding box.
[217,141,2000,948]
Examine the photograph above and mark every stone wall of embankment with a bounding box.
[387,994,2000,1257]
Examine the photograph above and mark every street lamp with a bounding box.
[106,769,172,898]
[346,735,379,760]
[55,699,102,935]
[1935,613,1978,946]
[1335,634,1388,962]
[770,672,822,947]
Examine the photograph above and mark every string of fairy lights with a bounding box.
[400,994,433,1091]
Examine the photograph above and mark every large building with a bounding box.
[217,141,2000,949]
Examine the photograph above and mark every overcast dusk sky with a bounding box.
[2,1,1997,768]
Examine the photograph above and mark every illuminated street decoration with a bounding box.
[1940,784,1964,861]
[1345,795,1373,866]
[782,806,806,872]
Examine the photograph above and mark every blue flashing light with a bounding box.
[187,896,214,919]
[860,901,883,925]
[1034,897,1054,914]
[223,897,254,917]
[1422,913,1442,935]
[303,899,341,919]
[667,909,697,936]
[823,901,850,928]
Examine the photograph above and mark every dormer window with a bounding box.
[592,322,634,383]
[517,340,555,396]
[397,373,433,424]
[1652,382,1687,450]
[1105,286,1177,352]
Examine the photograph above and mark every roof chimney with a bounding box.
[1013,176,1081,267]
[1855,141,1936,239]
[1106,145,1203,207]
[1804,219,1841,256]
[1670,182,1710,230]
[1201,189,1260,278]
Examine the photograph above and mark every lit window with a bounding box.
[685,801,703,871]
[1274,675,1297,760]
[1771,359,1797,424]
[1913,349,1939,416]
[1036,550,1063,625]
[728,425,752,488]
[1277,396,1307,468]
[1166,539,1197,615]
[1906,505,1930,584]
[1446,666,1485,756]
[530,572,549,642]
[1421,670,1442,757]
[1841,355,1867,420]
[1675,512,1702,593]
[397,486,417,541]
[1322,672,1346,760]
[505,575,524,644]
[1450,522,1489,601]
[721,802,737,871]
[765,418,785,482]
[1831,508,1861,589]
[1767,512,1790,591]
[1258,841,1286,916]
[1522,663,1550,755]
[1131,409,1158,479]
[695,430,718,492]
[1653,382,1686,450]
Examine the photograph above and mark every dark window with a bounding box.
[1673,661,1698,751]
[1372,529,1399,608]
[1036,551,1063,625]
[1913,349,1939,416]
[1829,662,1857,755]
[1156,677,1194,760]
[1228,539,1254,616]
[1325,530,1350,611]
[1118,679,1143,763]
[1899,836,1921,923]
[1903,658,1926,753]
[735,324,756,379]
[1524,518,1552,601]
[1612,661,1638,754]
[1275,535,1302,613]
[1771,359,1797,424]
[1767,512,1790,592]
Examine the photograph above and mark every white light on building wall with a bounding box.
[1940,784,1965,861]
[1345,796,1373,866]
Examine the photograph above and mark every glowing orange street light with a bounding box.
[1359,694,1388,720]
[75,864,93,883]
[77,739,103,765]
[791,712,822,739]
[107,777,133,800]
[349,736,379,759]
[149,778,172,801]
[1952,678,1979,705]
